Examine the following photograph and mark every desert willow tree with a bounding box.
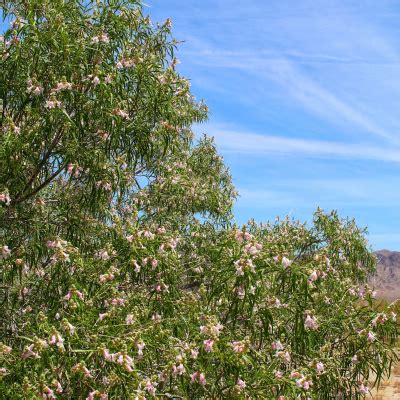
[0,1,398,399]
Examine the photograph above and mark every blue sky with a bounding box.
[147,0,400,250]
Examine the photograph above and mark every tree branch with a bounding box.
[12,164,66,205]
[12,128,65,204]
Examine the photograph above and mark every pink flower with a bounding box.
[145,380,157,396]
[49,333,59,345]
[0,192,11,205]
[308,270,319,283]
[231,341,245,353]
[46,240,58,249]
[110,298,125,306]
[304,314,319,331]
[198,373,206,386]
[92,76,100,86]
[276,351,291,364]
[191,372,206,386]
[142,230,154,239]
[95,249,110,260]
[172,363,185,376]
[55,381,63,393]
[235,230,244,242]
[295,377,306,388]
[235,263,244,276]
[126,314,134,325]
[235,230,253,242]
[87,390,97,400]
[21,344,39,360]
[274,370,284,379]
[234,258,255,275]
[32,86,43,96]
[302,380,312,390]
[271,340,284,351]
[367,331,376,342]
[133,260,141,273]
[75,290,84,300]
[351,354,358,364]
[237,378,246,390]
[63,291,72,301]
[244,243,262,255]
[236,286,245,300]
[113,109,130,119]
[358,383,369,394]
[203,339,214,352]
[190,348,199,359]
[53,81,72,92]
[42,386,56,399]
[137,341,145,357]
[27,84,43,96]
[371,313,388,326]
[98,313,108,321]
[92,33,109,44]
[151,313,161,323]
[0,245,11,259]
[157,226,166,234]
[99,33,109,43]
[316,362,325,374]
[0,344,12,354]
[290,371,302,379]
[45,99,61,109]
[102,348,112,361]
[282,256,292,268]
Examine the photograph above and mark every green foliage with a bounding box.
[0,1,398,399]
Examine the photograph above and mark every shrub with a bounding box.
[0,1,398,399]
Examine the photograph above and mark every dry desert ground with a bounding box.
[370,359,400,399]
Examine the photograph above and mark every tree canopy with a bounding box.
[0,1,398,399]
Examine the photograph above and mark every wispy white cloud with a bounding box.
[187,48,400,144]
[265,59,400,145]
[235,177,400,208]
[205,125,400,162]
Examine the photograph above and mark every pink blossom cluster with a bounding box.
[304,313,319,331]
[102,348,134,372]
[91,33,109,44]
[235,229,253,242]
[21,339,48,360]
[26,79,43,95]
[67,163,83,178]
[72,363,92,378]
[0,245,11,259]
[234,258,256,276]
[290,371,313,391]
[190,371,206,386]
[64,288,84,301]
[0,192,11,205]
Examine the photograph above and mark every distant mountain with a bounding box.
[370,250,400,301]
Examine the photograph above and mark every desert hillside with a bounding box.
[371,250,400,301]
